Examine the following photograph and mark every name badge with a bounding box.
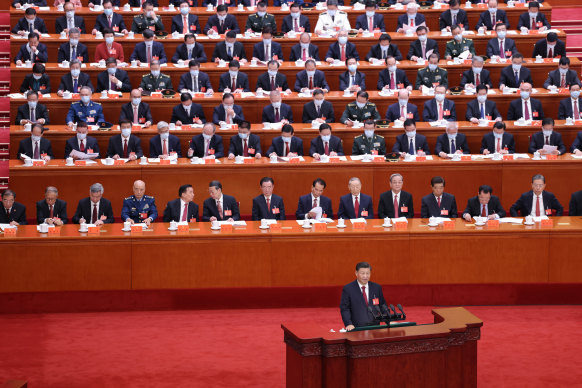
[361,210,368,217]
[372,298,379,305]
[139,117,146,123]
[533,111,539,118]
[112,26,119,32]
[401,206,408,212]
[371,150,378,155]
[224,209,232,216]
[545,209,552,215]
[140,212,148,219]
[441,209,449,216]
[444,109,451,116]
[248,147,255,154]
[190,25,196,31]
[407,112,414,119]
[208,148,215,155]
[109,49,117,55]
[87,117,95,122]
[485,115,492,120]
[397,83,404,89]
[272,207,280,214]
[148,26,155,31]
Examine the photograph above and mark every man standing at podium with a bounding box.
[340,262,387,331]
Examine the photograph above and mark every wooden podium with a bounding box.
[281,307,483,388]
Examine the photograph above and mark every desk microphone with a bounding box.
[397,304,406,320]
[368,305,381,320]
[389,304,398,316]
[380,304,392,320]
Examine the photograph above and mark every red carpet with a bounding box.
[1,306,581,387]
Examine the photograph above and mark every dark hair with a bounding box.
[416,26,428,34]
[25,7,36,15]
[541,117,554,126]
[222,92,234,101]
[305,59,316,67]
[428,52,440,61]
[102,0,113,5]
[559,57,569,66]
[27,90,39,99]
[345,56,357,66]
[313,178,326,188]
[28,32,39,40]
[142,29,154,39]
[478,185,493,194]
[379,33,391,42]
[2,189,16,199]
[267,59,280,68]
[228,59,240,68]
[281,124,294,134]
[32,63,45,74]
[476,84,488,93]
[257,1,267,7]
[31,123,44,134]
[260,176,274,186]
[384,55,395,64]
[365,1,376,8]
[262,26,273,35]
[493,121,506,130]
[312,89,324,97]
[494,23,507,31]
[119,119,132,127]
[528,1,540,8]
[188,59,200,68]
[403,118,416,128]
[512,52,524,60]
[106,57,117,65]
[178,184,192,197]
[451,24,462,32]
[449,0,460,6]
[184,33,196,42]
[209,180,222,190]
[239,120,251,129]
[225,30,237,39]
[290,2,301,9]
[546,32,558,42]
[431,176,445,186]
[355,261,371,271]
[319,123,332,132]
[364,119,375,127]
[180,0,190,5]
[532,174,545,183]
[217,4,228,12]
[142,0,154,8]
[76,121,88,129]
[357,91,369,100]
[180,92,192,102]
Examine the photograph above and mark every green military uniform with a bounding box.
[444,37,476,59]
[415,66,449,89]
[139,73,173,92]
[352,133,386,155]
[245,13,276,33]
[131,14,165,34]
[340,102,381,123]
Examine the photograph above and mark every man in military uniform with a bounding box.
[340,91,381,126]
[121,180,158,226]
[314,0,351,35]
[66,86,105,127]
[415,53,449,89]
[139,60,174,92]
[444,25,475,60]
[131,1,165,34]
[245,1,276,33]
[352,119,386,155]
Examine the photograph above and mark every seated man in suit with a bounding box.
[439,0,469,31]
[475,0,509,31]
[340,261,387,331]
[267,124,304,157]
[486,23,517,59]
[163,184,199,222]
[57,60,94,95]
[289,32,320,62]
[295,59,329,93]
[435,121,470,157]
[72,183,114,225]
[282,2,311,33]
[14,32,48,65]
[252,27,284,62]
[55,1,86,34]
[569,190,582,216]
[356,1,385,32]
[338,177,374,220]
[339,57,366,93]
[0,190,27,226]
[480,121,515,154]
[14,0,49,9]
[57,28,88,63]
[251,177,286,221]
[466,84,503,123]
[543,57,581,90]
[203,180,240,222]
[227,120,262,159]
[365,33,402,61]
[218,60,250,92]
[296,178,334,220]
[325,30,359,62]
[131,1,165,34]
[499,53,533,90]
[340,91,381,126]
[171,1,201,34]
[510,174,563,217]
[170,92,206,126]
[558,84,582,121]
[377,56,412,91]
[92,0,128,35]
[256,60,291,92]
[461,56,493,90]
[172,34,207,63]
[138,61,174,92]
[533,32,566,59]
[385,89,419,122]
[20,63,51,95]
[187,122,225,158]
[262,90,293,123]
[423,85,457,122]
[212,93,245,125]
[407,26,439,61]
[15,91,49,126]
[17,123,53,161]
[106,120,143,160]
[378,173,414,219]
[119,89,153,127]
[352,120,386,156]
[96,58,131,93]
[421,176,458,218]
[64,121,100,158]
[65,87,104,127]
[309,123,344,160]
[392,119,430,155]
[517,1,550,32]
[302,89,335,123]
[211,30,247,63]
[129,29,168,65]
[178,60,214,93]
[528,117,566,155]
[462,184,506,221]
[415,53,449,89]
[37,186,68,225]
[94,28,125,63]
[204,5,241,35]
[507,82,544,121]
[396,2,425,33]
[12,7,48,35]
[150,121,182,158]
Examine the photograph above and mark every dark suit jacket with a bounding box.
[20,73,51,94]
[162,198,199,222]
[64,135,100,158]
[558,98,581,121]
[295,194,333,220]
[178,71,213,92]
[189,133,225,158]
[463,195,506,218]
[340,280,386,327]
[465,99,502,121]
[12,17,48,34]
[204,14,240,35]
[14,43,48,63]
[251,194,286,221]
[36,198,68,224]
[289,43,320,62]
[302,100,335,123]
[486,38,517,58]
[376,68,410,90]
[355,13,385,31]
[281,14,310,33]
[171,13,201,34]
[528,131,566,154]
[396,14,426,30]
[460,68,493,88]
[228,133,262,156]
[572,132,582,153]
[0,202,27,225]
[506,97,544,121]
[96,69,131,93]
[309,135,344,156]
[202,0,234,6]
[517,12,551,30]
[252,41,284,61]
[339,71,366,91]
[365,43,402,61]
[218,71,250,92]
[439,9,469,30]
[385,102,419,122]
[119,102,153,124]
[294,69,329,92]
[475,9,509,30]
[421,192,458,218]
[267,136,304,156]
[406,38,439,60]
[55,15,86,34]
[72,197,114,224]
[434,133,470,154]
[337,193,374,219]
[256,72,289,91]
[543,69,581,89]
[392,133,430,154]
[17,137,54,159]
[129,41,167,64]
[58,72,94,92]
[377,190,414,219]
[569,190,582,216]
[510,190,563,217]
[93,12,127,33]
[106,134,143,158]
[150,134,182,157]
[57,42,89,63]
[212,104,244,125]
[170,103,206,124]
[211,41,247,62]
[480,132,516,153]
[422,98,457,121]
[325,42,359,61]
[171,42,207,63]
[202,195,240,221]
[499,65,533,88]
[262,103,293,123]
[532,39,566,59]
[15,103,49,125]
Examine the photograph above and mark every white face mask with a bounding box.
[398,99,408,106]
[267,70,278,77]
[145,11,152,18]
[33,74,42,80]
[71,69,80,77]
[186,43,195,51]
[447,133,457,140]
[271,101,281,109]
[282,136,292,143]
[180,7,189,15]
[418,34,427,43]
[348,64,357,73]
[290,12,300,19]
[218,15,227,22]
[151,70,160,77]
[493,132,503,139]
[105,36,114,45]
[520,91,530,100]
[356,101,366,108]
[406,130,416,138]
[364,129,374,138]
[103,8,113,16]
[408,13,417,19]
[238,132,248,140]
[428,64,437,71]
[69,38,79,46]
[338,36,348,45]
[321,134,331,142]
[190,69,199,77]
[542,130,553,137]
[435,93,445,102]
[229,70,238,77]
[477,94,487,103]
[31,135,41,142]
[306,70,315,77]
[263,39,272,45]
[182,104,191,110]
[571,90,580,99]
[313,98,324,106]
[145,40,153,47]
[365,11,374,17]
[106,67,117,76]
[257,11,266,17]
[450,9,459,15]
[489,7,497,13]
[388,65,396,72]
[300,43,310,50]
[28,101,37,109]
[80,95,90,104]
[512,64,521,72]
[66,11,75,18]
[454,34,462,42]
[472,66,482,74]
[327,9,336,17]
[160,132,170,140]
[559,68,568,75]
[77,133,87,141]
[529,12,538,19]
[121,128,131,138]
[497,30,506,39]
[132,98,141,106]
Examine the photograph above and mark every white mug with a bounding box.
[39,223,49,233]
[261,219,268,227]
[131,60,137,67]
[140,156,148,164]
[251,59,258,66]
[211,220,219,228]
[80,223,89,232]
[170,220,178,229]
[66,157,74,165]
[24,123,31,131]
[24,158,33,166]
[338,218,345,226]
[270,154,277,162]
[124,221,131,230]
[105,156,113,165]
[303,219,310,227]
[127,31,134,39]
[320,154,329,163]
[525,215,534,223]
[235,155,244,163]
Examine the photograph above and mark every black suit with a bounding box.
[365,43,402,61]
[96,69,132,93]
[252,41,284,61]
[171,42,207,63]
[506,98,544,121]
[267,136,304,156]
[434,133,470,154]
[294,70,329,92]
[439,9,469,30]
[309,135,344,156]
[340,280,386,327]
[212,104,244,125]
[302,101,335,123]
[93,12,127,33]
[171,13,201,34]
[211,41,247,62]
[463,195,506,218]
[517,12,551,31]
[58,72,94,93]
[337,193,374,220]
[17,137,54,159]
[57,42,89,63]
[543,69,581,89]
[376,69,410,90]
[422,98,457,122]
[499,65,533,88]
[532,39,567,59]
[339,71,366,91]
[106,134,143,158]
[14,43,48,63]
[510,191,564,217]
[480,132,516,154]
[64,135,100,158]
[407,38,439,60]
[189,134,225,158]
[72,197,114,224]
[392,134,430,154]
[55,15,87,34]
[325,42,359,61]
[475,9,510,31]
[421,192,458,218]
[20,73,51,95]
[150,134,182,158]
[162,198,199,222]
[569,190,582,216]
[377,190,414,219]
[385,102,419,122]
[228,133,262,156]
[486,38,517,58]
[289,43,320,62]
[36,198,68,224]
[202,195,240,221]
[170,103,206,124]
[204,14,240,35]
[218,71,250,92]
[119,102,153,125]
[460,69,493,89]
[12,17,48,34]
[251,194,286,221]
[528,131,566,154]
[572,132,582,153]
[256,72,289,91]
[295,194,333,220]
[178,71,213,92]
[262,103,293,123]
[465,99,502,121]
[15,103,49,125]
[281,14,310,33]
[558,98,582,121]
[0,203,27,225]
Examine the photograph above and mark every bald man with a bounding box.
[121,180,158,225]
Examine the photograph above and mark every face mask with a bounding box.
[547,43,555,49]
[225,42,234,49]
[313,98,324,106]
[121,128,131,138]
[306,70,316,77]
[493,132,503,139]
[447,133,457,140]
[105,36,114,45]
[489,7,497,13]
[418,34,427,42]
[107,67,116,75]
[406,130,416,138]
[267,70,278,77]
[182,104,192,110]
[132,98,141,106]
[364,129,374,138]
[321,135,331,142]
[257,11,266,17]
[388,65,396,72]
[477,94,487,103]
[338,36,348,45]
[454,34,462,42]
[151,70,160,77]
[238,132,248,140]
[497,30,506,39]
[223,104,233,110]
[451,9,459,15]
[186,43,195,51]
[290,12,300,19]
[435,93,445,102]
[218,15,227,21]
[146,11,152,18]
[408,13,417,19]
[366,11,375,17]
[529,12,538,19]
[190,70,199,77]
[521,91,530,99]
[31,135,41,142]
[559,68,568,75]
[348,64,357,73]
[428,64,437,71]
[77,133,87,141]
[272,101,281,109]
[66,11,75,18]
[300,43,310,49]
[228,70,238,77]
[28,101,37,109]
[571,90,580,99]
[33,74,42,80]
[180,7,189,15]
[103,8,113,16]
[327,9,336,17]
[542,130,553,137]
[69,38,79,46]
[159,132,169,141]
[81,95,90,104]
[472,66,482,74]
[356,101,366,108]
[398,98,408,106]
[282,136,292,143]
[27,17,36,24]
[202,133,212,141]
[512,64,521,72]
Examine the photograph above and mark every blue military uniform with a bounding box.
[121,195,158,222]
[66,100,105,124]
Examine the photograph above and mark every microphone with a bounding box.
[368,305,381,320]
[380,304,392,320]
[373,303,383,319]
[389,304,398,316]
[397,304,406,320]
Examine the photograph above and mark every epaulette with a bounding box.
[339,11,347,14]
[367,102,376,107]
[347,103,356,106]
[446,39,454,44]
[144,195,153,199]
[142,73,150,77]
[464,38,473,42]
[266,13,274,16]
[93,101,102,105]
[124,196,133,200]
[72,101,81,105]
[355,134,364,138]
[375,134,384,138]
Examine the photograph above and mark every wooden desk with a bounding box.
[8,90,571,126]
[9,3,552,37]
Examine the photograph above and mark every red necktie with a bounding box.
[549,47,553,58]
[5,208,9,220]
[354,197,359,216]
[275,108,280,122]
[133,106,138,124]
[123,138,128,158]
[217,200,223,219]
[545,136,549,145]
[285,142,290,156]
[437,196,441,208]
[368,17,373,31]
[147,45,152,63]
[243,139,248,157]
[92,204,97,224]
[496,138,501,152]
[340,45,345,61]
[390,72,395,89]
[362,286,368,306]
[266,197,270,211]
[394,195,399,218]
[492,13,496,26]
[181,204,187,221]
[535,196,541,217]
[34,141,40,159]
[481,204,486,217]
[80,139,85,152]
[108,16,112,28]
[531,18,536,30]
[309,77,313,89]
[574,100,580,119]
[313,198,317,208]
[270,76,275,90]
[49,204,54,218]
[400,105,405,119]
[294,18,300,32]
[524,101,530,120]
[183,16,188,34]
[410,18,415,27]
[302,48,307,61]
[231,77,236,91]
[475,73,480,86]
[561,74,565,88]
[163,139,168,155]
[324,142,329,155]
[499,41,505,58]
[438,103,444,120]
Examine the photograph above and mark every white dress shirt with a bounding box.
[531,193,545,216]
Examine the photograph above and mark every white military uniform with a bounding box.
[314,10,351,34]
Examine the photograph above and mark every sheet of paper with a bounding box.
[533,216,549,222]
[69,150,99,160]
[430,217,451,224]
[350,218,367,224]
[542,145,557,154]
[218,220,247,226]
[458,50,471,60]
[392,217,408,223]
[498,217,524,224]
[570,154,582,159]
[0,224,17,231]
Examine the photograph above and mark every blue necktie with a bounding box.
[480,103,485,119]
[451,139,456,153]
[71,46,77,62]
[408,138,414,154]
[514,71,519,86]
[73,78,78,93]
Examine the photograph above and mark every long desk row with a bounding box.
[11,59,578,95]
[9,3,552,37]
[1,217,580,293]
[10,30,566,65]
[8,90,572,126]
